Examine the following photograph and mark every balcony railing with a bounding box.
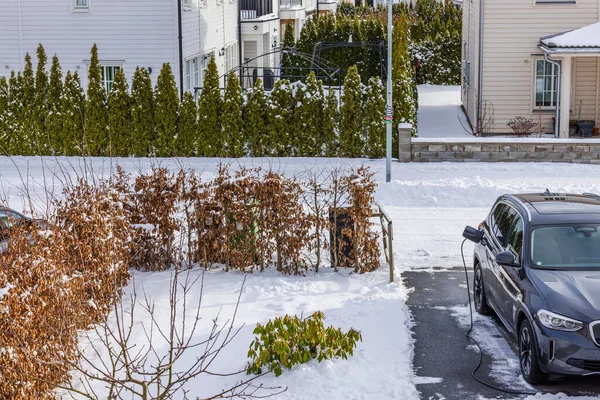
[240,0,273,20]
[280,0,303,9]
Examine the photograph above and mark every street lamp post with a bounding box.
[385,0,393,183]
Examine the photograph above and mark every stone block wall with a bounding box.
[398,133,600,164]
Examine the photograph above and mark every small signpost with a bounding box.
[385,106,393,125]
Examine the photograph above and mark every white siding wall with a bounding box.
[0,0,179,90]
[482,0,600,133]
[181,0,238,90]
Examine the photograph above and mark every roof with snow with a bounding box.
[540,22,600,54]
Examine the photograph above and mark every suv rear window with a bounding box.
[491,203,519,248]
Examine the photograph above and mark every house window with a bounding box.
[183,0,190,7]
[535,59,560,108]
[101,65,121,95]
[184,55,210,93]
[75,0,89,7]
[185,60,191,91]
[225,43,238,73]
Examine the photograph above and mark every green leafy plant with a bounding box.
[247,311,362,377]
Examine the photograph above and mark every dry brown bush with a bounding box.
[343,166,380,273]
[0,177,132,399]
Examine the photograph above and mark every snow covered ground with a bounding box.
[417,84,474,138]
[2,157,600,399]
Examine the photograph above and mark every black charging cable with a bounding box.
[460,238,539,396]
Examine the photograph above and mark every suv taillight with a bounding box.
[478,221,484,230]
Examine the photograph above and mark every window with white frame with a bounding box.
[184,55,210,92]
[183,0,191,8]
[74,0,89,8]
[185,60,191,91]
[225,43,238,73]
[100,65,121,95]
[534,59,560,108]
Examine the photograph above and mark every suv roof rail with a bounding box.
[582,192,600,198]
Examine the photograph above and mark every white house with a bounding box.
[1,0,339,96]
[0,0,179,93]
[462,0,600,137]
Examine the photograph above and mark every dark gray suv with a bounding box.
[464,192,600,384]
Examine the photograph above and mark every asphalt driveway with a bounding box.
[405,268,600,400]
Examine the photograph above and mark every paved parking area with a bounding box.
[405,268,600,400]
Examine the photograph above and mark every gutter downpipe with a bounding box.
[238,0,244,89]
[476,0,484,135]
[544,51,561,138]
[177,0,184,99]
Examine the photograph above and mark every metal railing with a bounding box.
[240,0,273,20]
[280,0,303,8]
[373,204,394,283]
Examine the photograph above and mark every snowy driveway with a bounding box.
[417,85,473,138]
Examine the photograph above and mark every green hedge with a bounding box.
[0,44,396,158]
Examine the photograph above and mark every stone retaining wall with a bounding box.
[397,126,600,164]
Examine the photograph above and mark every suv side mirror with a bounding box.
[463,226,483,243]
[496,251,520,267]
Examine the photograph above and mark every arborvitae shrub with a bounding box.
[47,55,64,155]
[296,72,324,156]
[244,79,269,157]
[267,79,294,156]
[61,71,86,156]
[154,63,179,157]
[7,72,23,154]
[364,77,386,158]
[197,56,222,156]
[108,68,131,157]
[339,65,363,158]
[322,90,339,157]
[34,44,50,154]
[19,53,35,155]
[85,44,108,156]
[177,91,198,157]
[131,67,155,156]
[222,72,244,157]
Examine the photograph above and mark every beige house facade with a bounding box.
[462,0,600,137]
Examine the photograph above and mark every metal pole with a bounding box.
[385,0,393,183]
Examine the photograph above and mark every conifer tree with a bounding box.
[221,72,244,157]
[364,77,386,158]
[154,63,179,157]
[0,77,8,153]
[267,79,294,156]
[322,89,339,157]
[339,65,363,158]
[176,91,197,157]
[290,82,305,155]
[34,44,50,154]
[295,72,324,156]
[130,67,155,156]
[281,22,296,80]
[197,55,222,156]
[61,71,86,156]
[47,55,64,154]
[108,68,131,157]
[243,79,269,157]
[7,72,24,154]
[392,14,418,155]
[20,53,36,155]
[85,44,108,156]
